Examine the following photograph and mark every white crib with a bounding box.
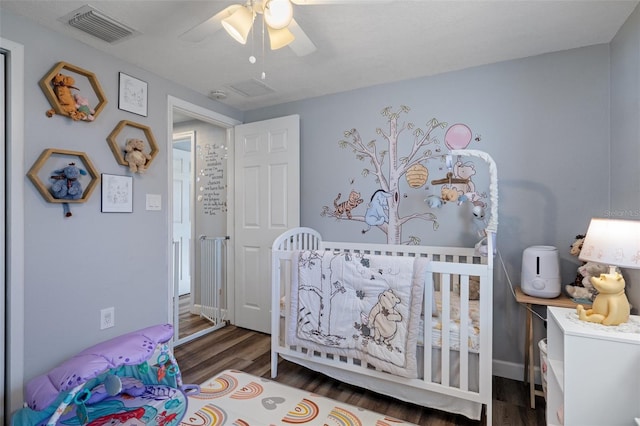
[271,227,495,424]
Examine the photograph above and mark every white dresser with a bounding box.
[546,307,640,426]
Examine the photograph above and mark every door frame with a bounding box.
[166,96,240,339]
[1,37,26,419]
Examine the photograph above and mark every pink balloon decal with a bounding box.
[444,123,472,150]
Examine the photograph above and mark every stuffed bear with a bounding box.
[576,272,630,325]
[46,73,86,121]
[124,138,152,173]
[564,234,612,302]
[566,261,613,301]
[441,187,459,202]
[367,289,403,345]
[74,93,95,121]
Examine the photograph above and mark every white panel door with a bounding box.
[234,115,300,333]
[173,147,192,296]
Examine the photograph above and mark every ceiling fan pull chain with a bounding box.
[249,12,257,64]
[261,16,267,80]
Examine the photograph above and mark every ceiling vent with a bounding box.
[60,5,140,44]
[229,79,276,97]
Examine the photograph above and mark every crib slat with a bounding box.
[424,270,434,385]
[459,274,470,392]
[441,273,450,388]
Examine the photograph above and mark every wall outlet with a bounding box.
[100,307,115,330]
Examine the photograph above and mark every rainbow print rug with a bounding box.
[179,369,417,426]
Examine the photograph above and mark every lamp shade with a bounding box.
[222,6,254,44]
[579,218,640,269]
[264,0,293,30]
[267,25,295,50]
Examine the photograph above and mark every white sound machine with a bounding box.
[521,246,561,298]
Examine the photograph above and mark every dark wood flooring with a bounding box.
[174,313,546,426]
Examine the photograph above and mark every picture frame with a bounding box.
[101,173,133,213]
[118,72,148,117]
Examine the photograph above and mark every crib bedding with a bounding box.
[286,250,428,378]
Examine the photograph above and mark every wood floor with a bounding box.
[174,314,547,426]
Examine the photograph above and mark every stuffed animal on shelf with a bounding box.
[50,162,87,217]
[46,73,86,121]
[124,138,152,173]
[74,93,95,121]
[576,272,630,325]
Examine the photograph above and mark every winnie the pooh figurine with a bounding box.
[576,272,630,326]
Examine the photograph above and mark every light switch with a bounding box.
[146,194,161,211]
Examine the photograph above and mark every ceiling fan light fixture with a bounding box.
[264,0,293,30]
[222,5,255,44]
[267,25,295,50]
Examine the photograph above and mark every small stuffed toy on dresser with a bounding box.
[565,234,618,302]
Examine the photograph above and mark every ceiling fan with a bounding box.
[180,0,387,57]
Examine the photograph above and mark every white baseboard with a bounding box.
[493,359,541,385]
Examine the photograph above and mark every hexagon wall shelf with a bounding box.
[40,61,107,121]
[107,120,159,172]
[27,148,100,203]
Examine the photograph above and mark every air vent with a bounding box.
[229,79,276,97]
[60,5,140,44]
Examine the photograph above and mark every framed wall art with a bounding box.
[101,173,133,213]
[118,72,148,117]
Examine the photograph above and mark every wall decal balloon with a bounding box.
[444,123,472,150]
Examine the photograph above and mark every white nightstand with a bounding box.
[546,307,640,426]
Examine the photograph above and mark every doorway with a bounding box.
[168,97,240,345]
[2,37,26,422]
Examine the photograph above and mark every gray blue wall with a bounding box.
[2,0,639,412]
[611,5,640,306]
[0,7,242,391]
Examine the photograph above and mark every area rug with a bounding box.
[179,369,417,426]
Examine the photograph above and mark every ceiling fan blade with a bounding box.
[179,5,241,43]
[287,18,317,56]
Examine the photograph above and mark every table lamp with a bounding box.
[577,218,640,325]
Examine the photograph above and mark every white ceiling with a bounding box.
[2,0,638,111]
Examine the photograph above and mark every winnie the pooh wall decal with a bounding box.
[320,106,487,245]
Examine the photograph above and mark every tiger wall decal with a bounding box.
[333,191,363,219]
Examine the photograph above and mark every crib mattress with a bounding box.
[420,291,481,352]
[49,384,187,426]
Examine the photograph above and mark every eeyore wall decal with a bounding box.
[362,190,392,234]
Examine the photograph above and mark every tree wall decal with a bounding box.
[321,105,456,245]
